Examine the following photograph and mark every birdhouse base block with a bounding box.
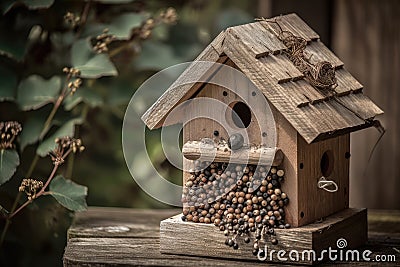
[160,208,367,265]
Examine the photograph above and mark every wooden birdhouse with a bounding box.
[141,13,383,265]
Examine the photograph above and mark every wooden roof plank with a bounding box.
[334,68,363,95]
[305,41,344,69]
[210,31,226,54]
[335,93,384,120]
[249,22,288,54]
[142,13,383,143]
[223,32,320,143]
[229,25,269,58]
[280,79,326,104]
[258,54,304,83]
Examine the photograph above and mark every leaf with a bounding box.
[2,0,54,14]
[22,0,54,9]
[72,39,117,78]
[63,87,103,111]
[36,118,83,157]
[0,64,17,101]
[0,149,19,185]
[19,113,46,150]
[134,41,183,71]
[76,54,118,78]
[17,75,61,111]
[107,13,148,40]
[49,175,87,212]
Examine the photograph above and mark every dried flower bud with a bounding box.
[49,136,84,165]
[0,121,22,149]
[160,7,178,24]
[93,29,115,54]
[64,12,81,28]
[20,178,43,200]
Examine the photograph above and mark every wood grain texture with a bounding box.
[182,141,283,166]
[297,134,350,226]
[262,13,320,42]
[160,208,367,265]
[68,207,178,239]
[64,207,400,266]
[258,54,304,83]
[142,13,383,144]
[305,40,344,69]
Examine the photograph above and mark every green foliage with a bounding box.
[49,175,88,211]
[72,39,117,78]
[36,118,83,157]
[0,0,254,265]
[0,149,19,185]
[103,13,149,40]
[19,112,46,150]
[16,75,61,111]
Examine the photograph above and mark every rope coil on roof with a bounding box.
[256,17,337,90]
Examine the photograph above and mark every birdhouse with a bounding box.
[142,13,383,265]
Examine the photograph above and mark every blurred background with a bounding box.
[0,0,398,266]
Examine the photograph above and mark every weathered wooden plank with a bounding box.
[210,31,226,54]
[182,141,284,166]
[223,31,321,144]
[64,237,300,267]
[334,68,363,95]
[297,134,350,226]
[64,208,400,266]
[280,79,326,104]
[160,208,367,265]
[334,93,384,120]
[68,208,178,239]
[264,14,319,43]
[258,54,304,83]
[305,41,344,69]
[229,22,287,59]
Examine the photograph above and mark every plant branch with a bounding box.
[8,162,60,220]
[26,154,39,178]
[76,0,91,38]
[8,200,32,220]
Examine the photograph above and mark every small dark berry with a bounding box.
[233,243,239,249]
[268,228,274,235]
[213,130,219,136]
[271,238,278,245]
[244,237,250,243]
[252,249,259,256]
[228,239,234,247]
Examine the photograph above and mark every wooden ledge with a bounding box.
[182,141,284,166]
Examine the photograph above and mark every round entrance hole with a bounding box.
[229,101,251,128]
[320,150,334,177]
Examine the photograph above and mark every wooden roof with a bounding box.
[142,13,383,144]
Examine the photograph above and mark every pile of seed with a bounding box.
[181,161,289,255]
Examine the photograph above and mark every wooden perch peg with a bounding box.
[182,141,284,166]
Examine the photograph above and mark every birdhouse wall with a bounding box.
[297,133,350,226]
[182,81,264,184]
[271,105,299,227]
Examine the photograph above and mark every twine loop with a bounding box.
[317,176,338,193]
